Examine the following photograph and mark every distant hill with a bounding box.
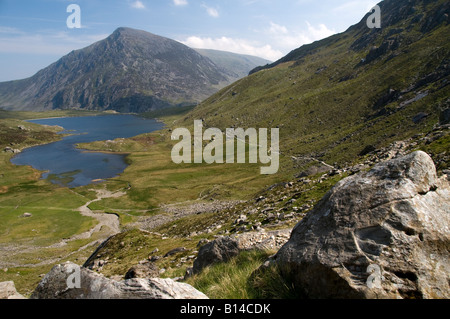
[195,49,271,81]
[0,27,268,112]
[179,0,450,171]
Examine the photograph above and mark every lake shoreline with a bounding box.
[10,114,164,188]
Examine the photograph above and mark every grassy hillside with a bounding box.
[195,49,271,80]
[0,111,105,296]
[178,0,449,175]
[0,109,289,296]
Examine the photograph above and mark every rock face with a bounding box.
[31,262,208,299]
[275,151,450,299]
[192,229,291,275]
[0,28,226,112]
[0,27,269,112]
[0,281,26,299]
[193,237,240,275]
[125,262,160,280]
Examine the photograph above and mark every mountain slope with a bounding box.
[179,0,449,173]
[195,49,271,81]
[0,28,266,113]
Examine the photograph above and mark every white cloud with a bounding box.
[173,0,188,6]
[179,20,335,62]
[181,36,282,61]
[332,0,380,27]
[269,22,288,35]
[265,21,335,51]
[305,22,336,41]
[202,4,219,18]
[131,1,145,9]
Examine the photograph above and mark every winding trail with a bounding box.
[48,188,124,247]
[75,189,122,238]
[0,188,125,268]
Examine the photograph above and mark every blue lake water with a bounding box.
[11,114,164,188]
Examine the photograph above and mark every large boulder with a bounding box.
[193,236,240,275]
[31,262,208,299]
[192,230,291,275]
[275,151,450,299]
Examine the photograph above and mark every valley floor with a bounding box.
[0,109,448,298]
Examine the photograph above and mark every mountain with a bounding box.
[195,49,271,81]
[0,27,268,113]
[179,0,450,172]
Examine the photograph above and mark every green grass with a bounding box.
[141,105,196,120]
[184,250,298,299]
[248,258,301,299]
[410,131,450,171]
[0,187,94,246]
[75,228,201,280]
[0,109,102,120]
[0,233,105,297]
[77,129,290,212]
[178,18,449,172]
[0,113,109,295]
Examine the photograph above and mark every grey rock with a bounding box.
[412,112,429,124]
[234,215,248,225]
[125,262,160,279]
[193,236,240,274]
[0,281,26,299]
[197,238,209,248]
[235,229,291,251]
[31,262,208,299]
[149,256,161,262]
[184,267,194,280]
[191,229,291,276]
[164,247,187,258]
[4,147,21,154]
[275,151,450,299]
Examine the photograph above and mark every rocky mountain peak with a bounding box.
[0,27,267,112]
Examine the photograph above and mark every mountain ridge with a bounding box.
[250,0,450,74]
[195,48,271,80]
[179,0,450,173]
[0,27,268,112]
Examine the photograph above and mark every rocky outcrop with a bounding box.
[31,262,208,299]
[0,281,26,299]
[125,262,160,280]
[193,237,240,275]
[192,229,291,275]
[3,147,21,154]
[274,151,450,299]
[0,28,269,112]
[234,229,291,251]
[0,27,226,112]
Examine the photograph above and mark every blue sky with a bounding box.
[0,0,380,81]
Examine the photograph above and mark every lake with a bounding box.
[11,114,164,188]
